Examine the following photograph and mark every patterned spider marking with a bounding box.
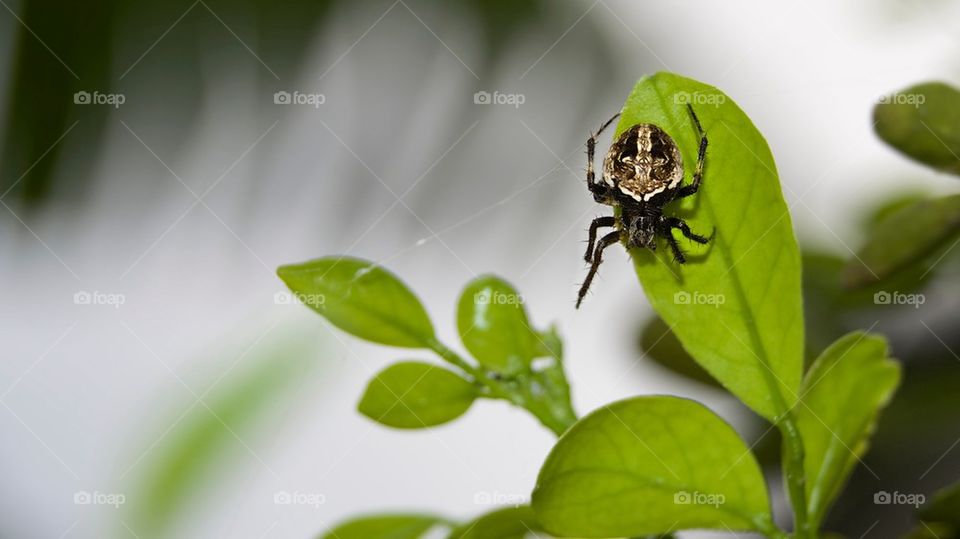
[601,123,684,202]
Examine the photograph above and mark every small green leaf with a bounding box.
[919,482,960,526]
[457,275,540,374]
[532,396,774,537]
[874,82,960,175]
[448,506,544,539]
[842,194,960,288]
[320,514,446,539]
[797,332,901,526]
[623,72,803,421]
[358,361,477,428]
[277,257,434,347]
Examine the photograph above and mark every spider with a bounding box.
[577,103,710,308]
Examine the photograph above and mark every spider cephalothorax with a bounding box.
[577,104,710,308]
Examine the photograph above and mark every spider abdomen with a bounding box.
[601,123,684,203]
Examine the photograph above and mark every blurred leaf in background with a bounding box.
[842,194,960,289]
[874,82,960,176]
[125,327,321,538]
[0,0,119,206]
[919,481,960,531]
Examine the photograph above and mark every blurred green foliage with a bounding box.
[874,82,960,176]
[126,330,318,538]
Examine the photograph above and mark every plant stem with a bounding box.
[425,337,517,401]
[424,337,576,436]
[778,412,811,539]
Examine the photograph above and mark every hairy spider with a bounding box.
[577,104,710,308]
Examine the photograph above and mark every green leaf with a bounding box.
[320,514,446,539]
[919,482,960,526]
[457,275,540,374]
[797,332,901,526]
[874,82,960,175]
[532,396,774,537]
[623,72,803,421]
[448,506,544,539]
[358,361,478,428]
[841,194,960,289]
[277,257,434,348]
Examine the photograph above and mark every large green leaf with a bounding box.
[532,396,775,537]
[841,194,960,288]
[623,72,802,421]
[448,506,544,539]
[457,275,541,375]
[358,361,477,428]
[874,82,960,175]
[796,332,900,527]
[277,257,434,348]
[320,514,446,539]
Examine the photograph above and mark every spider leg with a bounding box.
[664,216,709,244]
[584,216,616,262]
[656,218,686,264]
[577,230,621,308]
[587,113,621,198]
[664,233,686,264]
[678,104,707,199]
